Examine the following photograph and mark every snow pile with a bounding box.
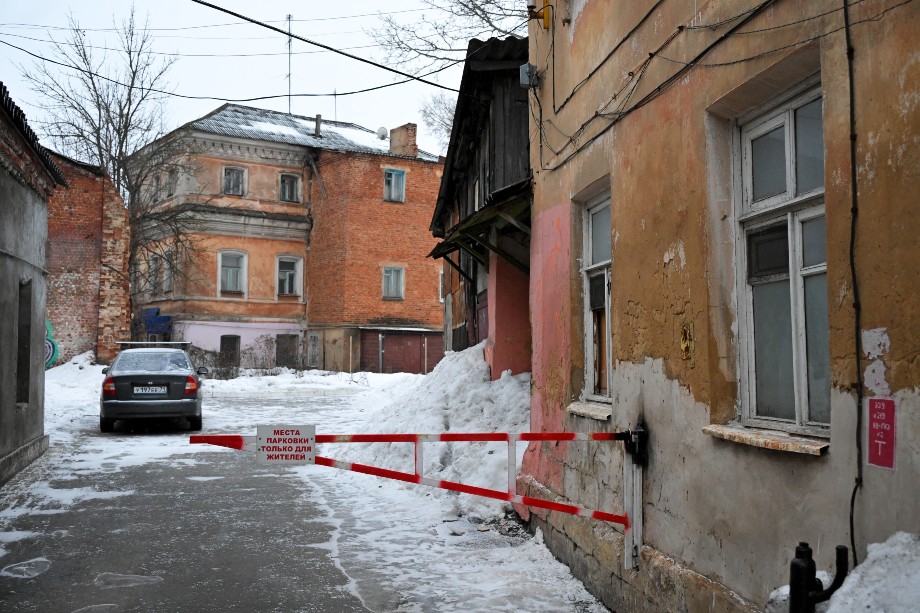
[43,351,106,444]
[202,368,393,398]
[332,342,532,518]
[827,532,920,612]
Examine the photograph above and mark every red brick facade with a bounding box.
[46,154,130,364]
[306,151,444,329]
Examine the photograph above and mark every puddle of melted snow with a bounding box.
[0,557,52,578]
[93,572,164,589]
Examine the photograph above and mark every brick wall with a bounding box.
[306,151,444,329]
[46,155,130,364]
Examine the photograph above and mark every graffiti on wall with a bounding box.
[44,320,59,369]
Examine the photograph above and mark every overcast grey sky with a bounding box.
[0,0,467,155]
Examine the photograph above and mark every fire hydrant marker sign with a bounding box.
[256,425,315,465]
[867,398,896,470]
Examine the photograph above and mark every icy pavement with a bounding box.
[0,348,609,612]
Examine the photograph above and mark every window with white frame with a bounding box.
[383,266,404,299]
[384,169,406,202]
[280,173,300,202]
[219,251,245,294]
[223,167,245,195]
[162,251,174,293]
[150,255,162,295]
[582,196,612,401]
[166,169,177,197]
[277,256,301,296]
[737,84,829,434]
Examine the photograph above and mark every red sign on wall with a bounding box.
[867,398,896,470]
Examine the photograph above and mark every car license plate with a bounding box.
[134,386,167,394]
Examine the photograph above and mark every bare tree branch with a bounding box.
[17,4,207,340]
[370,0,526,74]
[420,92,457,151]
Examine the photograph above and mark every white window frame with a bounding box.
[150,255,162,295]
[223,166,246,196]
[280,173,300,203]
[384,169,406,203]
[582,195,612,404]
[218,250,247,296]
[276,255,302,297]
[382,266,404,300]
[162,251,174,293]
[735,82,829,436]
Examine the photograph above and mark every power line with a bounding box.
[0,8,428,33]
[0,30,379,58]
[189,0,458,93]
[537,0,912,171]
[0,38,455,103]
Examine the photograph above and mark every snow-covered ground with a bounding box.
[5,344,917,611]
[2,345,608,612]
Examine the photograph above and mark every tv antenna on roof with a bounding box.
[286,14,293,114]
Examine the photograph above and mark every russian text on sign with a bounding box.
[257,425,315,465]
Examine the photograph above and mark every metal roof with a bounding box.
[190,104,439,162]
[0,81,67,186]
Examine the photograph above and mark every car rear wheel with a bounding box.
[189,416,202,431]
[100,417,115,433]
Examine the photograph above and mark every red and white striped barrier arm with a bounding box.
[191,431,632,527]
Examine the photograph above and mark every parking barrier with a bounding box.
[192,425,647,569]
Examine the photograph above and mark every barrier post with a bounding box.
[623,421,647,570]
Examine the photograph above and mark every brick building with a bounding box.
[0,82,66,486]
[136,105,444,373]
[46,153,131,365]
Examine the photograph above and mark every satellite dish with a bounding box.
[376,126,388,140]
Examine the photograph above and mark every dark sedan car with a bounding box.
[100,347,208,432]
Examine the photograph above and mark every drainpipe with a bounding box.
[378,333,384,373]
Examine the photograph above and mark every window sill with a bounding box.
[566,401,612,421]
[702,424,828,456]
[383,296,404,301]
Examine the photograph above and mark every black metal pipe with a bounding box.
[788,542,849,613]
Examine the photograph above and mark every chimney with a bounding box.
[314,114,322,137]
[389,123,418,157]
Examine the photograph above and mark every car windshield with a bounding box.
[115,352,189,372]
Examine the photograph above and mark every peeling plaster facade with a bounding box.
[520,1,920,610]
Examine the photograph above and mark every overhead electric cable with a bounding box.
[0,8,428,32]
[0,37,459,103]
[189,0,459,92]
[0,30,378,57]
